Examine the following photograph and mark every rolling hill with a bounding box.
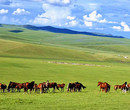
[0,24,130,62]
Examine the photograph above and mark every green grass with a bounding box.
[0,24,130,110]
[0,57,130,110]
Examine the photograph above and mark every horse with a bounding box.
[33,84,38,92]
[67,82,86,92]
[67,83,75,92]
[37,82,48,94]
[0,83,7,93]
[23,81,35,93]
[120,82,128,93]
[97,81,110,93]
[15,83,24,92]
[128,83,130,91]
[8,81,20,92]
[57,83,65,92]
[74,82,86,92]
[114,85,122,91]
[47,82,59,92]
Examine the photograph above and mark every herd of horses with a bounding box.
[97,81,130,93]
[0,81,130,94]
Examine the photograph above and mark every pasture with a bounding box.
[0,24,130,110]
[0,57,130,110]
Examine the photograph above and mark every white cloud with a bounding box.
[32,3,71,25]
[95,28,104,30]
[10,2,21,7]
[112,26,121,30]
[83,10,108,27]
[84,21,92,27]
[44,0,73,6]
[108,21,118,24]
[99,19,107,23]
[0,9,8,14]
[121,22,130,32]
[67,16,75,20]
[12,8,30,15]
[66,20,78,26]
[83,11,102,22]
[83,10,119,28]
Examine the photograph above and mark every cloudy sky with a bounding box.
[0,0,130,38]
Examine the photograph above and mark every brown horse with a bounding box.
[0,83,7,93]
[37,82,48,94]
[15,83,24,92]
[120,82,128,93]
[128,83,130,91]
[33,84,38,92]
[8,81,20,92]
[67,82,86,92]
[47,82,59,92]
[23,81,35,93]
[74,82,86,92]
[97,81,110,93]
[57,83,65,92]
[114,85,122,91]
[67,83,75,92]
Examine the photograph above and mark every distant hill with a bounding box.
[23,25,124,38]
[0,24,3,27]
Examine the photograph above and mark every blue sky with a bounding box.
[0,0,130,38]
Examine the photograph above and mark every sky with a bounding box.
[0,0,130,38]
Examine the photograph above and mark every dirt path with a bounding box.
[48,61,110,67]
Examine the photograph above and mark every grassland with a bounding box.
[0,24,130,110]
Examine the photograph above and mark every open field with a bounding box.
[0,24,130,110]
[0,57,130,110]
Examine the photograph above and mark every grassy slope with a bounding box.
[0,25,130,62]
[0,25,130,110]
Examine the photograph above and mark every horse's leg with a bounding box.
[30,89,32,94]
[53,87,55,92]
[35,88,37,92]
[100,86,101,92]
[40,88,42,94]
[105,88,107,93]
[12,88,14,92]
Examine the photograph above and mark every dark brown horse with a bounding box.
[0,83,7,93]
[57,83,65,92]
[8,81,20,92]
[47,82,59,92]
[97,81,110,93]
[23,81,35,93]
[67,83,75,92]
[67,82,86,92]
[74,82,86,92]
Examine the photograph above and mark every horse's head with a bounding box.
[97,82,102,86]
